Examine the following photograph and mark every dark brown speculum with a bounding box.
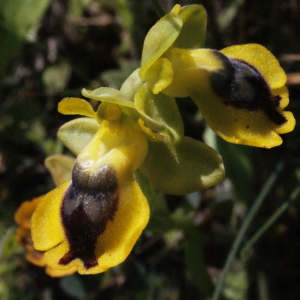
[60,162,118,269]
[210,52,287,125]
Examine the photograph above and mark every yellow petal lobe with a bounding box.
[192,92,287,148]
[221,44,287,89]
[32,182,69,250]
[43,179,149,274]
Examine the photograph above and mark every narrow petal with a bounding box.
[58,98,97,119]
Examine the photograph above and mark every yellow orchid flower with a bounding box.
[30,87,224,274]
[56,88,224,196]
[139,4,295,148]
[31,102,150,275]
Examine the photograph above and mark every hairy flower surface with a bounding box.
[139,4,295,148]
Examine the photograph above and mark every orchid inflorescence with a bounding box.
[15,4,295,276]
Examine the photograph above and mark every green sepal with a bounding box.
[135,83,184,156]
[120,68,143,106]
[174,5,207,49]
[57,117,100,155]
[139,136,225,195]
[44,154,75,186]
[139,11,182,79]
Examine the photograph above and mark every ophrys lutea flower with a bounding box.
[31,82,224,275]
[32,103,150,274]
[139,4,295,148]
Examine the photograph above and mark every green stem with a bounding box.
[211,162,284,300]
[150,0,165,17]
[241,185,300,259]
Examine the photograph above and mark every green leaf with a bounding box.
[139,136,225,195]
[174,5,207,49]
[57,117,100,155]
[44,154,75,186]
[139,11,182,79]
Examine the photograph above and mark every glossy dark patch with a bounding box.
[59,162,118,269]
[210,53,286,125]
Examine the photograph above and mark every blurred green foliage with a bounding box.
[0,0,300,299]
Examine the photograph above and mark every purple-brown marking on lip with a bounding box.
[59,162,118,269]
[210,52,287,125]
